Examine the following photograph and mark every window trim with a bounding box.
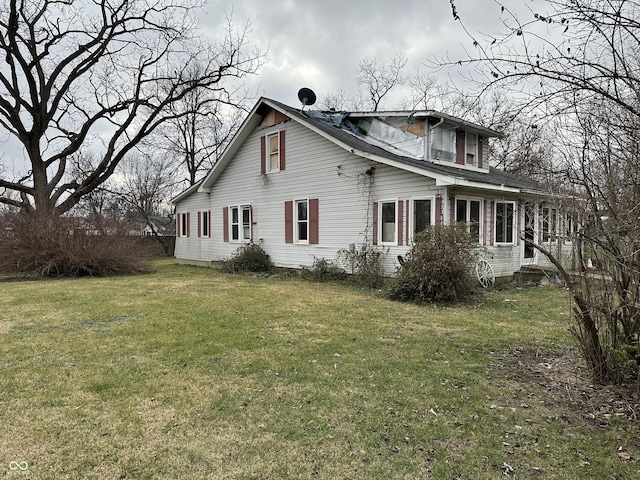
[294,198,309,244]
[178,212,189,238]
[465,132,478,166]
[410,197,434,243]
[229,205,252,243]
[378,199,398,246]
[429,124,456,162]
[267,132,280,173]
[564,213,574,244]
[454,197,483,243]
[199,210,210,238]
[494,200,517,245]
[541,206,558,244]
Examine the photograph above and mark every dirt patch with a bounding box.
[491,347,640,426]
[0,321,14,334]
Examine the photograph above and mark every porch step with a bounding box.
[514,265,560,284]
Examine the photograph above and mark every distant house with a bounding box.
[172,97,573,281]
[133,215,176,237]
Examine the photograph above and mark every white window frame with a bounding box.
[564,213,574,244]
[494,201,517,245]
[379,199,398,246]
[267,132,280,173]
[294,199,309,244]
[542,206,558,244]
[411,198,434,242]
[430,124,456,162]
[465,132,478,166]
[229,205,251,243]
[200,211,209,237]
[179,212,188,237]
[455,197,483,243]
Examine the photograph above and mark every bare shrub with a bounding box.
[221,243,274,274]
[301,257,347,282]
[386,224,478,303]
[337,243,386,289]
[0,215,153,277]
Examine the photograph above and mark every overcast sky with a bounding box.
[200,0,539,109]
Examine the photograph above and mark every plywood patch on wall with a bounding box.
[259,109,290,129]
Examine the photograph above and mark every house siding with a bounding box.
[175,120,443,273]
[174,99,565,280]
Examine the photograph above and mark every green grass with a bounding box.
[0,260,638,479]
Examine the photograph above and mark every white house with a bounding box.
[172,97,574,281]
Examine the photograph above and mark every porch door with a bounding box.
[523,202,536,262]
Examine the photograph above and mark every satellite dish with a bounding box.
[298,87,316,109]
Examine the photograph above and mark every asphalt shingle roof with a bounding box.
[267,98,549,194]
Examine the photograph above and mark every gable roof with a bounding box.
[172,97,550,204]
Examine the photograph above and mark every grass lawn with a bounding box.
[0,260,638,479]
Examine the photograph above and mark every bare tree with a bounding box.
[318,88,366,112]
[444,0,640,386]
[116,152,177,253]
[0,0,263,220]
[149,62,250,187]
[356,53,408,111]
[402,70,440,111]
[443,0,640,119]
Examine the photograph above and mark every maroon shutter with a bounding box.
[398,200,404,246]
[435,197,442,226]
[478,136,484,169]
[249,205,253,241]
[490,201,495,246]
[405,200,410,245]
[279,130,286,171]
[186,213,191,237]
[223,207,229,242]
[284,201,293,243]
[260,135,266,174]
[208,211,212,238]
[456,130,465,165]
[197,211,202,238]
[176,214,181,238]
[309,198,319,244]
[372,202,378,245]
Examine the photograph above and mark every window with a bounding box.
[564,213,573,243]
[524,202,536,259]
[413,199,432,237]
[285,199,318,244]
[178,212,189,237]
[466,133,478,165]
[542,207,557,243]
[199,211,210,237]
[455,198,482,242]
[229,205,251,242]
[430,125,456,161]
[295,199,308,242]
[268,132,280,172]
[495,201,516,244]
[261,130,285,174]
[379,200,397,244]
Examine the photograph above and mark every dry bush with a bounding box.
[0,215,153,277]
[386,224,478,303]
[221,243,274,274]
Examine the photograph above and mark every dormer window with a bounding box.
[268,132,280,172]
[466,133,478,165]
[430,124,456,161]
[260,130,286,174]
